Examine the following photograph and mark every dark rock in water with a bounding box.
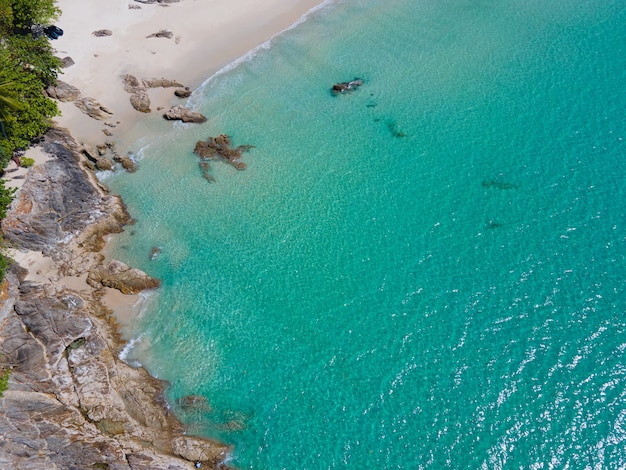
[92,29,112,37]
[95,157,113,171]
[112,154,136,173]
[331,78,363,95]
[163,105,206,123]
[486,220,503,229]
[193,134,254,172]
[149,246,161,260]
[481,180,519,190]
[386,120,406,138]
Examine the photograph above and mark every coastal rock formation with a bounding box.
[175,87,192,98]
[0,128,231,468]
[113,154,137,173]
[129,88,151,113]
[74,97,114,120]
[331,78,363,95]
[46,80,81,102]
[87,259,161,294]
[122,74,187,113]
[163,105,207,123]
[193,134,254,171]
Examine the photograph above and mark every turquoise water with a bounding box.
[108,0,626,467]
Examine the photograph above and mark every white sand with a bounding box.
[53,0,328,148]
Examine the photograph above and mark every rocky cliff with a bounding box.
[0,128,231,469]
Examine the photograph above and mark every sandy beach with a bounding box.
[52,0,327,149]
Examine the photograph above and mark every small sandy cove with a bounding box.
[7,0,326,330]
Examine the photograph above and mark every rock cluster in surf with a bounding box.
[193,134,254,182]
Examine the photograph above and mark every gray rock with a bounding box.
[74,97,114,120]
[58,56,75,68]
[174,87,192,98]
[46,80,81,102]
[163,105,207,123]
[146,29,173,39]
[92,29,112,37]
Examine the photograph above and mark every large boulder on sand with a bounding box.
[74,97,114,120]
[129,89,151,113]
[46,80,81,102]
[163,105,206,123]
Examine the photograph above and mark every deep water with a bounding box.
[108,0,626,467]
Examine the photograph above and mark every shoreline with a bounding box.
[0,0,329,467]
[52,0,329,150]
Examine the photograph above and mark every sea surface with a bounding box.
[107,0,626,467]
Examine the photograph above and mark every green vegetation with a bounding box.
[0,368,8,397]
[19,156,34,167]
[0,0,62,281]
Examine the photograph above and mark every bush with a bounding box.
[19,156,34,167]
[0,368,8,397]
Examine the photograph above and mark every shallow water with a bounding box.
[108,0,626,467]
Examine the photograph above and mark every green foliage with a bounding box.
[8,0,59,32]
[19,156,34,167]
[0,368,9,397]
[0,179,16,219]
[0,44,59,166]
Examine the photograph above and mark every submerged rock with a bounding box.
[331,78,363,95]
[193,134,254,171]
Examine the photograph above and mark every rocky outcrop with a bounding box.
[45,80,81,102]
[331,78,363,95]
[0,128,231,469]
[122,74,187,113]
[129,88,151,113]
[175,87,192,98]
[193,134,254,171]
[164,105,206,123]
[87,259,161,294]
[74,97,114,120]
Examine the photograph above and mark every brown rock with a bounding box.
[163,105,206,123]
[87,260,161,294]
[95,157,114,171]
[46,80,81,102]
[129,89,151,113]
[74,97,114,120]
[59,56,75,68]
[174,87,192,98]
[193,134,254,171]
